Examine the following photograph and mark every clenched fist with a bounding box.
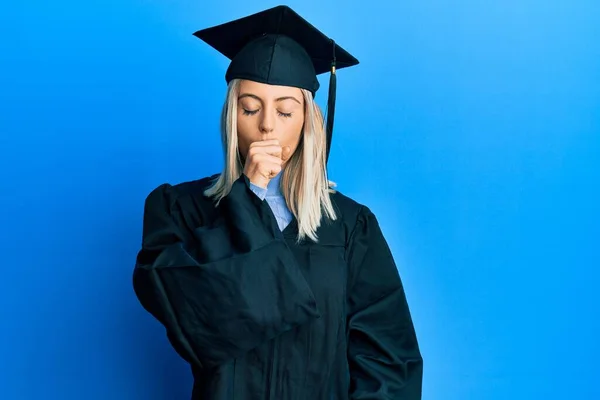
[243,139,292,188]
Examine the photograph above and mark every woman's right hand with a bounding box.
[243,139,291,188]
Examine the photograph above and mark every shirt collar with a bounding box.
[267,169,284,197]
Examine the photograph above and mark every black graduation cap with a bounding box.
[193,5,359,164]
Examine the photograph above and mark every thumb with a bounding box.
[281,146,292,161]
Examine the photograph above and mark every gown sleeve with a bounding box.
[346,206,423,399]
[132,174,320,370]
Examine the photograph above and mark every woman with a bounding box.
[133,5,423,399]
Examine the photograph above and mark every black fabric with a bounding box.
[193,5,358,94]
[133,174,423,399]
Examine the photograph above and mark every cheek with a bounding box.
[236,118,253,157]
[287,117,304,146]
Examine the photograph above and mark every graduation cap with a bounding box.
[193,5,359,164]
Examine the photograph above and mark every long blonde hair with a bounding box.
[204,78,337,243]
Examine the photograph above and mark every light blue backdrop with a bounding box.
[1,0,598,399]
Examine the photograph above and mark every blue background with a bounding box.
[1,0,598,399]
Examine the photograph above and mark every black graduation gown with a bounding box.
[133,173,423,399]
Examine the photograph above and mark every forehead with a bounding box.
[238,79,303,99]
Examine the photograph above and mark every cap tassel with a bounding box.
[325,40,337,165]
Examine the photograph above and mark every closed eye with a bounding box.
[242,109,259,116]
[242,109,293,118]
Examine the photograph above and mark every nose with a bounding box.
[259,108,275,135]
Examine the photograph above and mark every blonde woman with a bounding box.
[133,5,423,399]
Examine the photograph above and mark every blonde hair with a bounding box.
[204,78,337,243]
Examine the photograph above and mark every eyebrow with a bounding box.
[238,93,301,105]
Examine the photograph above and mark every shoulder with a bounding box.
[330,189,363,219]
[143,173,220,212]
[329,188,377,244]
[330,187,378,221]
[170,173,220,199]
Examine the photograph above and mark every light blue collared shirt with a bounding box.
[248,171,293,231]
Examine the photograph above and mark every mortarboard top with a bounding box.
[193,5,359,164]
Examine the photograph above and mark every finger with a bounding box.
[252,153,283,165]
[252,145,282,158]
[248,145,282,159]
[265,145,282,158]
[260,163,282,179]
[251,139,280,148]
